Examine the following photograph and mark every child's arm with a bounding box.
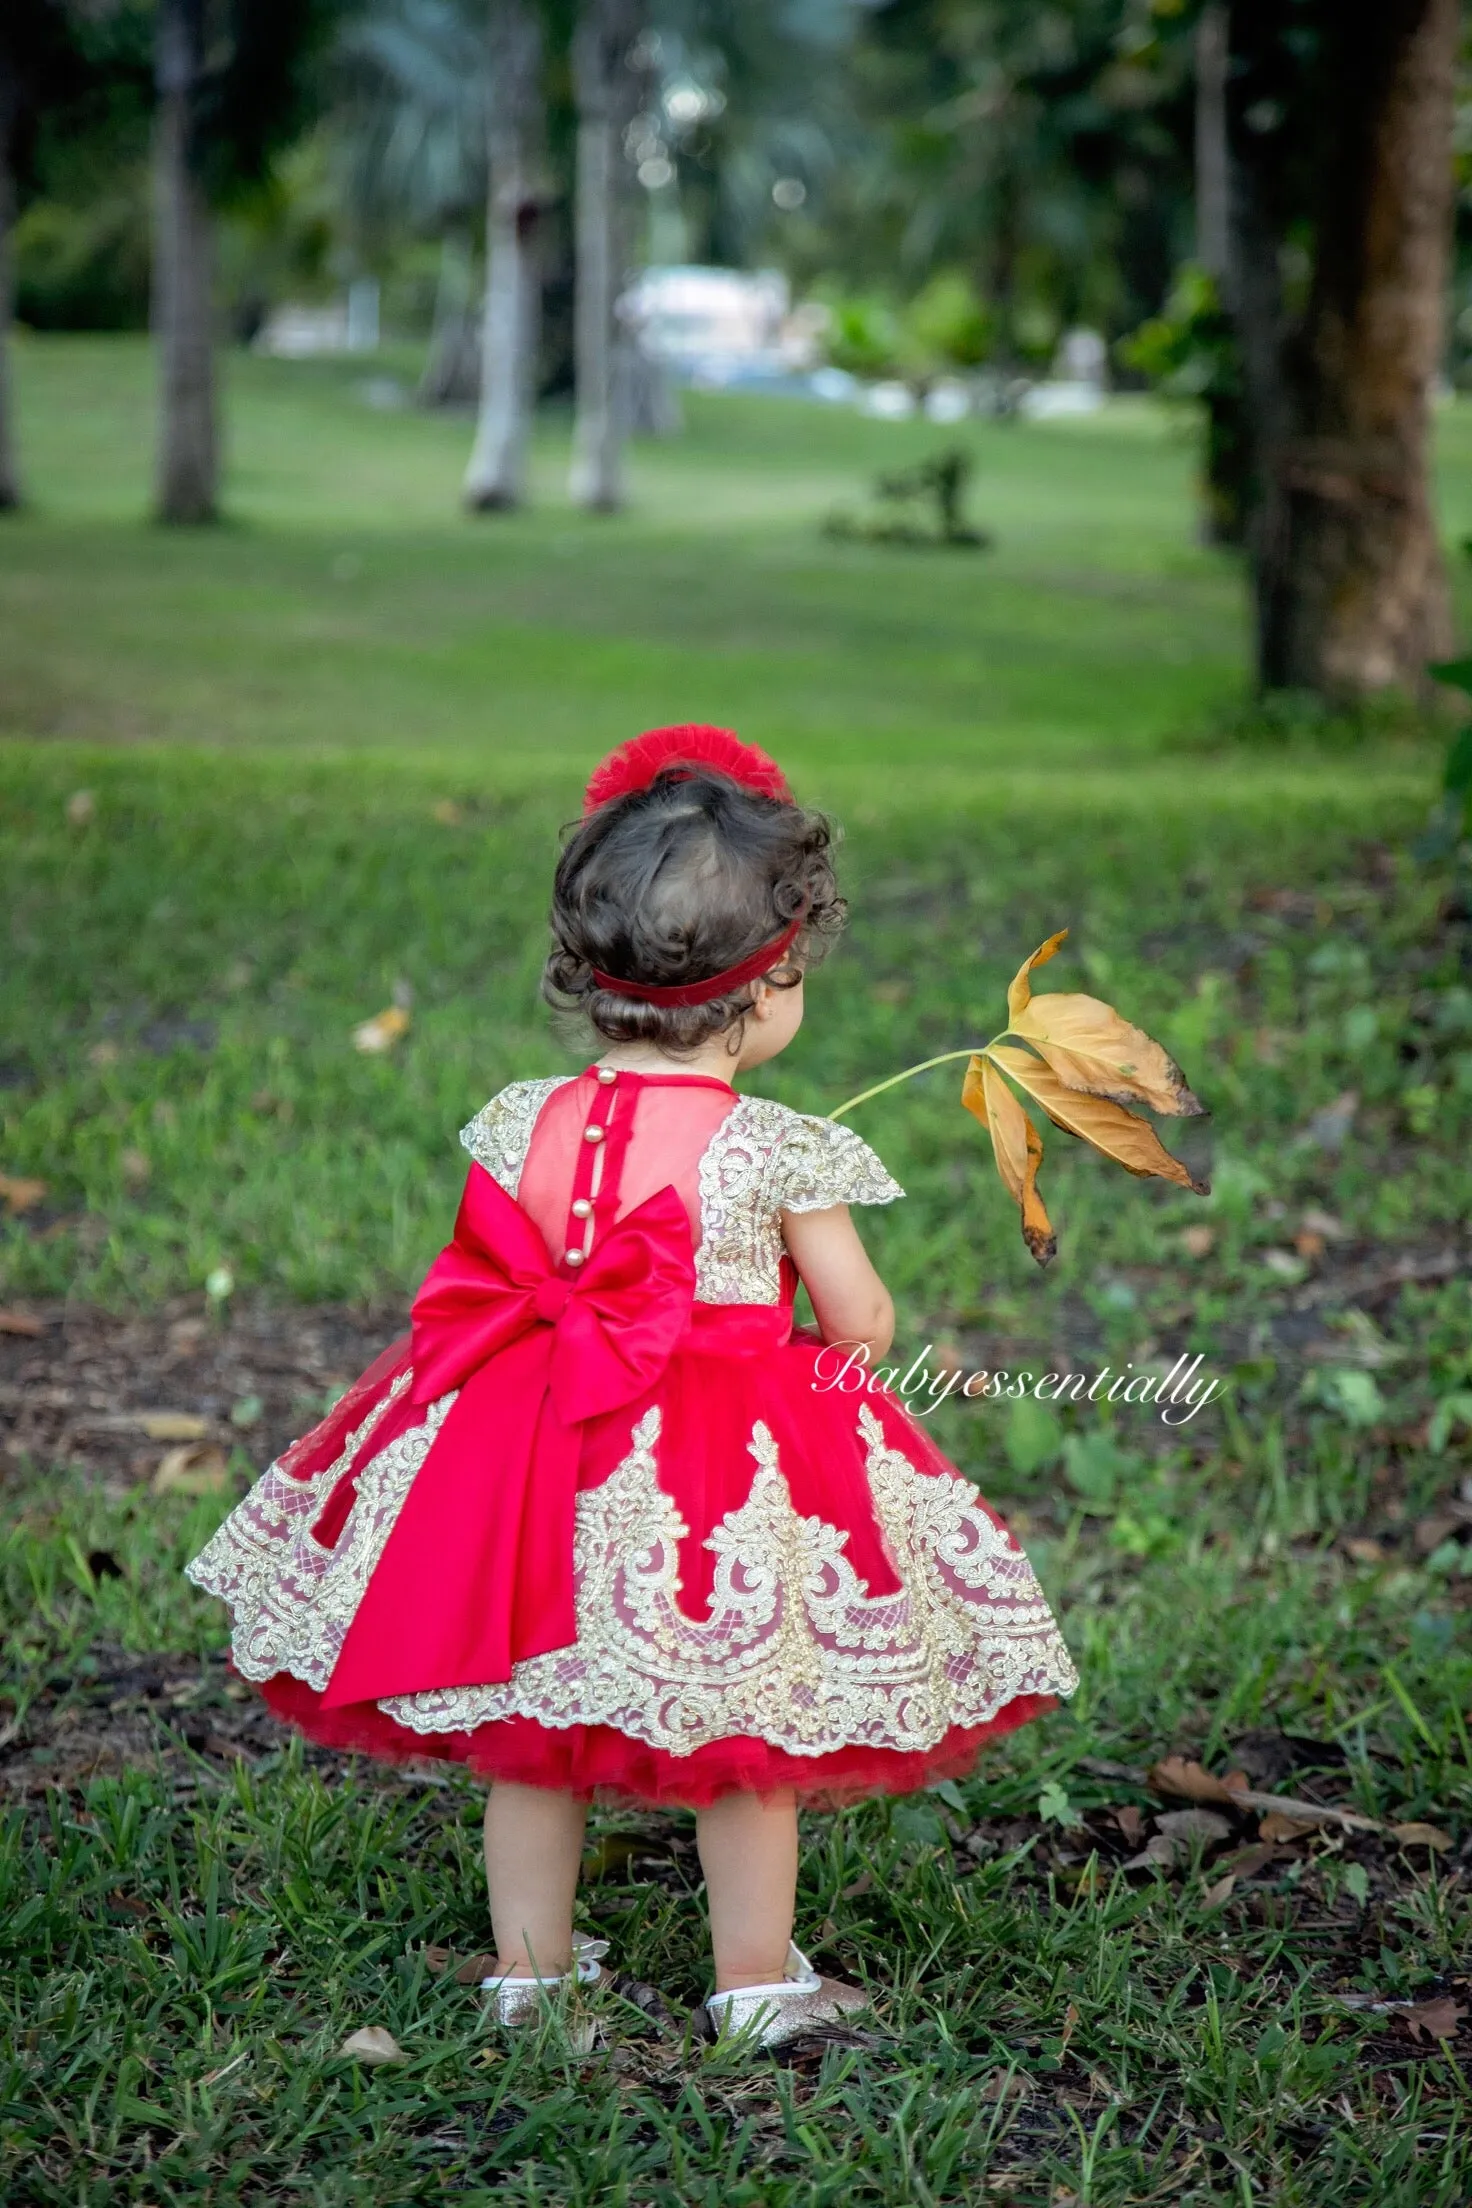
[781,1204,895,1363]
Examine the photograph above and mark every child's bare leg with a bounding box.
[696,1789,798,1991]
[483,1783,588,1978]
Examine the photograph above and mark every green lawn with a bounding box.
[2,337,1470,2204]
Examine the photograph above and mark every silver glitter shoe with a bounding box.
[480,1933,610,2026]
[702,1943,872,2049]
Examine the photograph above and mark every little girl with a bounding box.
[188,725,1077,2046]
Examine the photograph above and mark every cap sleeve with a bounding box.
[772,1112,904,1213]
[459,1077,570,1197]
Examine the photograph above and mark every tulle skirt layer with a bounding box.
[259,1672,1058,1809]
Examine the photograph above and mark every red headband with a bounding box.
[591,915,805,1007]
[583,724,802,1006]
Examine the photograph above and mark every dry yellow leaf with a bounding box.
[1005,931,1070,1024]
[1008,991,1205,1117]
[352,1005,411,1054]
[151,1444,231,1496]
[1388,1821,1453,1852]
[1258,1811,1316,1843]
[986,1045,1208,1195]
[962,1056,1056,1265]
[0,1174,48,1216]
[338,2025,406,2064]
[136,1411,209,1441]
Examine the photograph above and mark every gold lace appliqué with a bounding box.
[381,1401,1076,1755]
[459,1076,572,1194]
[185,1372,454,1692]
[694,1097,903,1305]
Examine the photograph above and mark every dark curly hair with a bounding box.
[542,769,847,1051]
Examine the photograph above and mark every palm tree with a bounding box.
[569,0,643,510]
[151,0,337,526]
[152,0,216,522]
[333,0,488,403]
[0,51,21,512]
[463,0,545,511]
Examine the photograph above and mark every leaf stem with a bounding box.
[827,1047,993,1121]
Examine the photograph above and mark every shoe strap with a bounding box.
[707,1942,822,2008]
[481,1933,610,1994]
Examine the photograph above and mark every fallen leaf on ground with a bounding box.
[1219,1842,1278,1879]
[338,2025,405,2064]
[1150,1757,1243,1805]
[1123,1834,1180,1872]
[136,1410,208,1441]
[1150,1755,1381,1832]
[1058,2002,1080,2055]
[1388,1822,1453,1852]
[151,1444,230,1496]
[1413,1515,1461,1555]
[841,1870,875,1899]
[0,1309,44,1336]
[979,2070,1031,2103]
[65,788,96,827]
[1300,1207,1347,1240]
[1259,1812,1317,1843]
[1201,1873,1236,1909]
[1180,1224,1215,1258]
[1155,1808,1233,1844]
[1399,1998,1463,2043]
[431,800,464,825]
[120,1148,151,1188]
[1343,1537,1388,1565]
[1294,1229,1326,1261]
[421,1946,499,1983]
[352,1005,411,1054]
[1112,1805,1145,1842]
[0,1175,48,1215]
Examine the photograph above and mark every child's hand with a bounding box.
[780,1205,894,1363]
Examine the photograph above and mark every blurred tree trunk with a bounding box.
[0,70,19,512]
[1194,4,1229,285]
[1229,0,1457,699]
[153,0,218,525]
[1193,1,1246,547]
[464,0,544,512]
[568,0,641,511]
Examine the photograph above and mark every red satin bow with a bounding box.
[322,1166,695,1708]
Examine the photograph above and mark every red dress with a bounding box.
[187,1069,1077,1807]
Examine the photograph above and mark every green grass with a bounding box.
[2,337,1471,2203]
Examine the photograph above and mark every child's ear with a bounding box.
[749,983,774,1023]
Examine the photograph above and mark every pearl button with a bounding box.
[584,1124,603,1143]
[565,1247,585,1265]
[571,1198,592,1218]
[596,1067,617,1084]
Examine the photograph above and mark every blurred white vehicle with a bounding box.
[619,265,808,387]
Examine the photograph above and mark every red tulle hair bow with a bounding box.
[583,724,792,815]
